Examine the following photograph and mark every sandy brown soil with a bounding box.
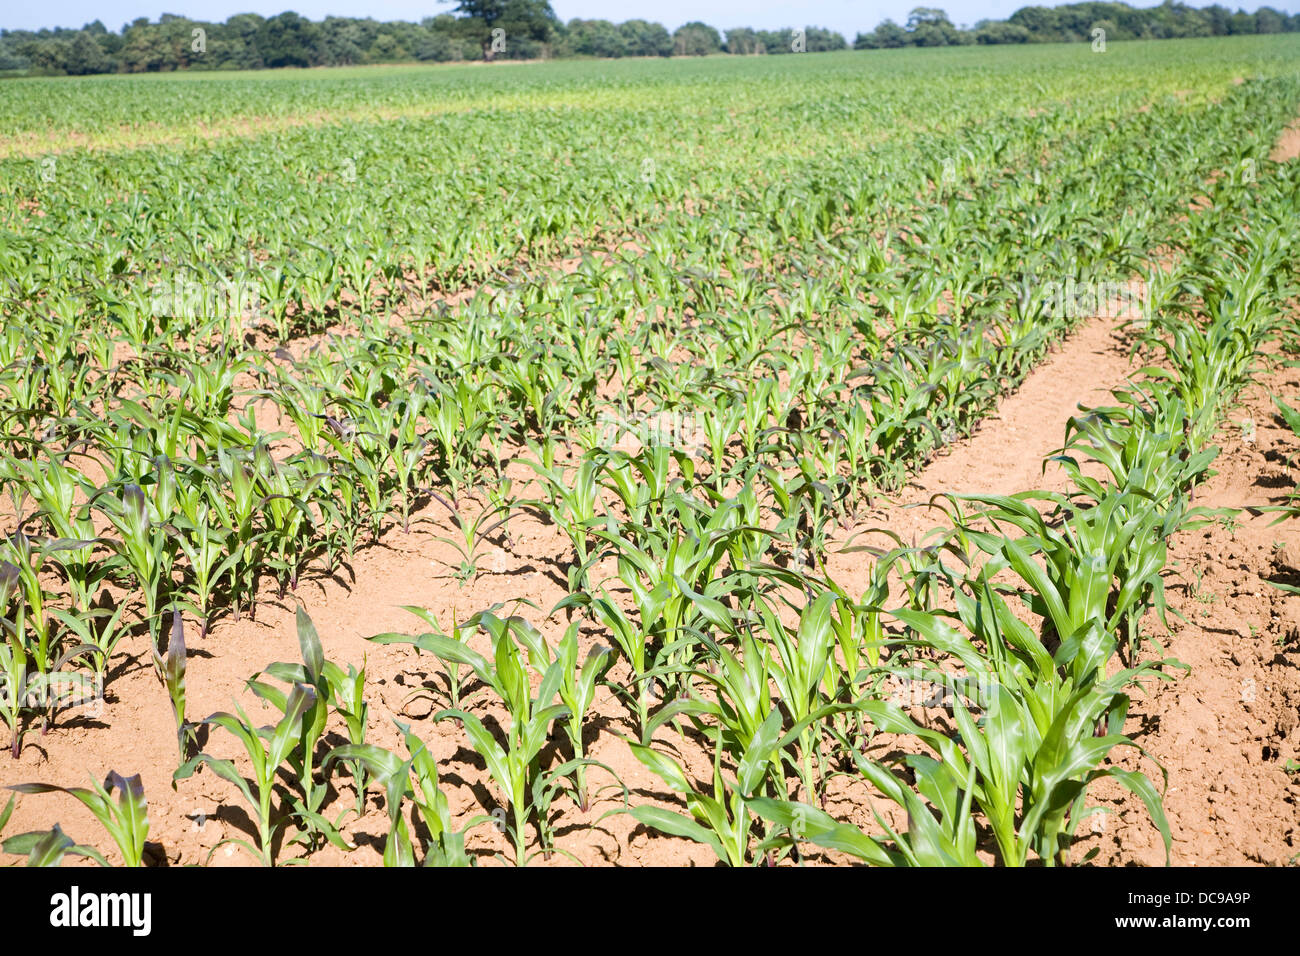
[1270,119,1300,163]
[824,323,1300,867]
[825,310,1139,565]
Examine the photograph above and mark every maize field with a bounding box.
[1,36,1299,867]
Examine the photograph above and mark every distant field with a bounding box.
[0,36,1298,868]
[2,36,1300,155]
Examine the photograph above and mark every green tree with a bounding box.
[907,7,954,30]
[1227,10,1258,33]
[321,16,367,65]
[804,26,848,50]
[368,32,405,62]
[255,11,325,68]
[565,20,628,57]
[416,32,459,60]
[1255,6,1286,32]
[445,0,557,57]
[1009,6,1063,38]
[0,33,29,71]
[620,20,672,56]
[17,37,69,75]
[975,20,1032,43]
[725,27,762,54]
[218,14,267,69]
[874,20,910,47]
[65,31,111,74]
[673,21,721,55]
[1201,4,1233,32]
[118,20,180,71]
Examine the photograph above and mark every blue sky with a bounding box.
[2,0,1297,38]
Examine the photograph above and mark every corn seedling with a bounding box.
[428,491,512,586]
[430,612,573,864]
[325,721,473,867]
[156,610,191,761]
[7,771,148,866]
[174,682,317,866]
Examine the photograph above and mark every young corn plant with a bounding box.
[597,449,668,530]
[0,533,57,692]
[502,616,614,813]
[2,823,110,867]
[524,457,602,590]
[1050,388,1217,504]
[749,793,903,866]
[427,491,512,587]
[762,591,840,802]
[324,721,473,867]
[428,612,574,865]
[330,657,370,817]
[174,682,317,866]
[245,609,356,851]
[48,575,129,681]
[370,604,501,710]
[0,535,97,744]
[94,482,174,656]
[252,445,325,597]
[865,549,1181,866]
[426,378,490,497]
[1257,396,1300,523]
[170,463,239,640]
[569,590,658,744]
[6,452,105,611]
[208,446,263,621]
[849,679,1171,866]
[624,708,789,867]
[554,624,612,813]
[948,490,1186,665]
[0,561,29,758]
[318,403,392,542]
[590,514,747,689]
[156,609,191,761]
[7,771,149,867]
[389,390,431,533]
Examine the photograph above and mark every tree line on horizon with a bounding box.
[2,0,1297,76]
